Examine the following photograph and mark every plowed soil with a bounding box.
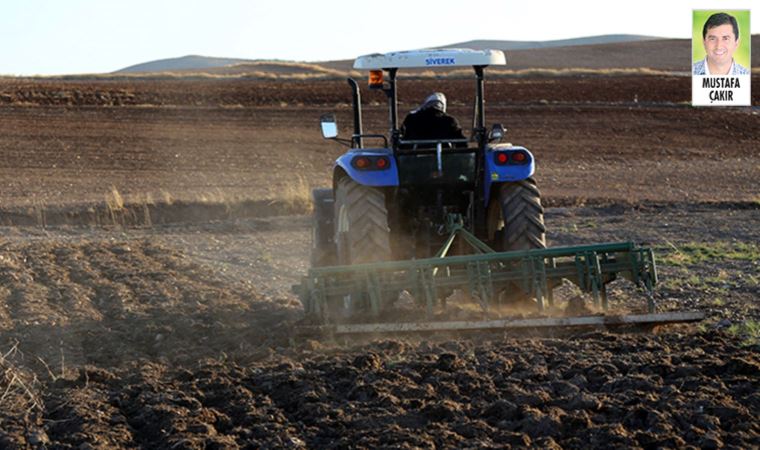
[0,75,758,448]
[0,76,758,211]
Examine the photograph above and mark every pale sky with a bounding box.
[1,0,757,75]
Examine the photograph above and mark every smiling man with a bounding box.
[693,13,750,75]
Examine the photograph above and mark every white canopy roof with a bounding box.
[353,49,506,70]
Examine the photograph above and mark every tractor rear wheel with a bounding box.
[334,177,391,265]
[332,177,392,319]
[499,177,546,251]
[498,177,546,306]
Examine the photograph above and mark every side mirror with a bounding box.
[320,113,338,139]
[490,123,506,141]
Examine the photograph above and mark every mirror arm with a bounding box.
[331,137,353,147]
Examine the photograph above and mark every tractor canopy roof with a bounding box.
[353,48,506,70]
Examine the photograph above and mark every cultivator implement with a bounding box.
[295,218,704,335]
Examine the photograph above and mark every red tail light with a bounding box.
[352,155,391,171]
[353,157,370,169]
[494,150,530,166]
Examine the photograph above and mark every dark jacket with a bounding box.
[400,108,466,145]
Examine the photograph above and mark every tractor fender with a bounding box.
[334,148,399,187]
[483,145,536,204]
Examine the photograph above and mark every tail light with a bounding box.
[353,156,370,169]
[494,150,530,166]
[352,155,391,171]
[512,152,527,163]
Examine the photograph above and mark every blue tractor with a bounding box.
[312,49,544,269]
[297,49,692,334]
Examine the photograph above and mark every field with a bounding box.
[0,75,758,448]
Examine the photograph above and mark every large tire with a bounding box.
[497,177,546,306]
[309,188,336,268]
[334,177,391,264]
[499,177,546,251]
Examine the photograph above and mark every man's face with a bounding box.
[703,23,739,66]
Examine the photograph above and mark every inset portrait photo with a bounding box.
[692,10,751,106]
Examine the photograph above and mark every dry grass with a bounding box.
[223,61,354,77]
[125,193,155,227]
[17,64,363,81]
[2,183,315,228]
[0,343,42,415]
[279,175,312,213]
[0,65,695,82]
[105,186,125,226]
[160,190,174,205]
[431,67,683,78]
[105,186,124,210]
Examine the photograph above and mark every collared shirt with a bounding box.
[693,57,750,75]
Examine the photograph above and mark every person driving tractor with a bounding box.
[400,92,466,145]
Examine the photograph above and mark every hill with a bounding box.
[118,55,255,73]
[104,35,757,77]
[320,35,759,73]
[443,34,661,51]
[114,34,668,74]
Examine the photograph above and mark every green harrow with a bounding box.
[295,216,704,335]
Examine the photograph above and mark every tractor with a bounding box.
[296,49,703,335]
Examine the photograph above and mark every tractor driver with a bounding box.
[400,92,466,147]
